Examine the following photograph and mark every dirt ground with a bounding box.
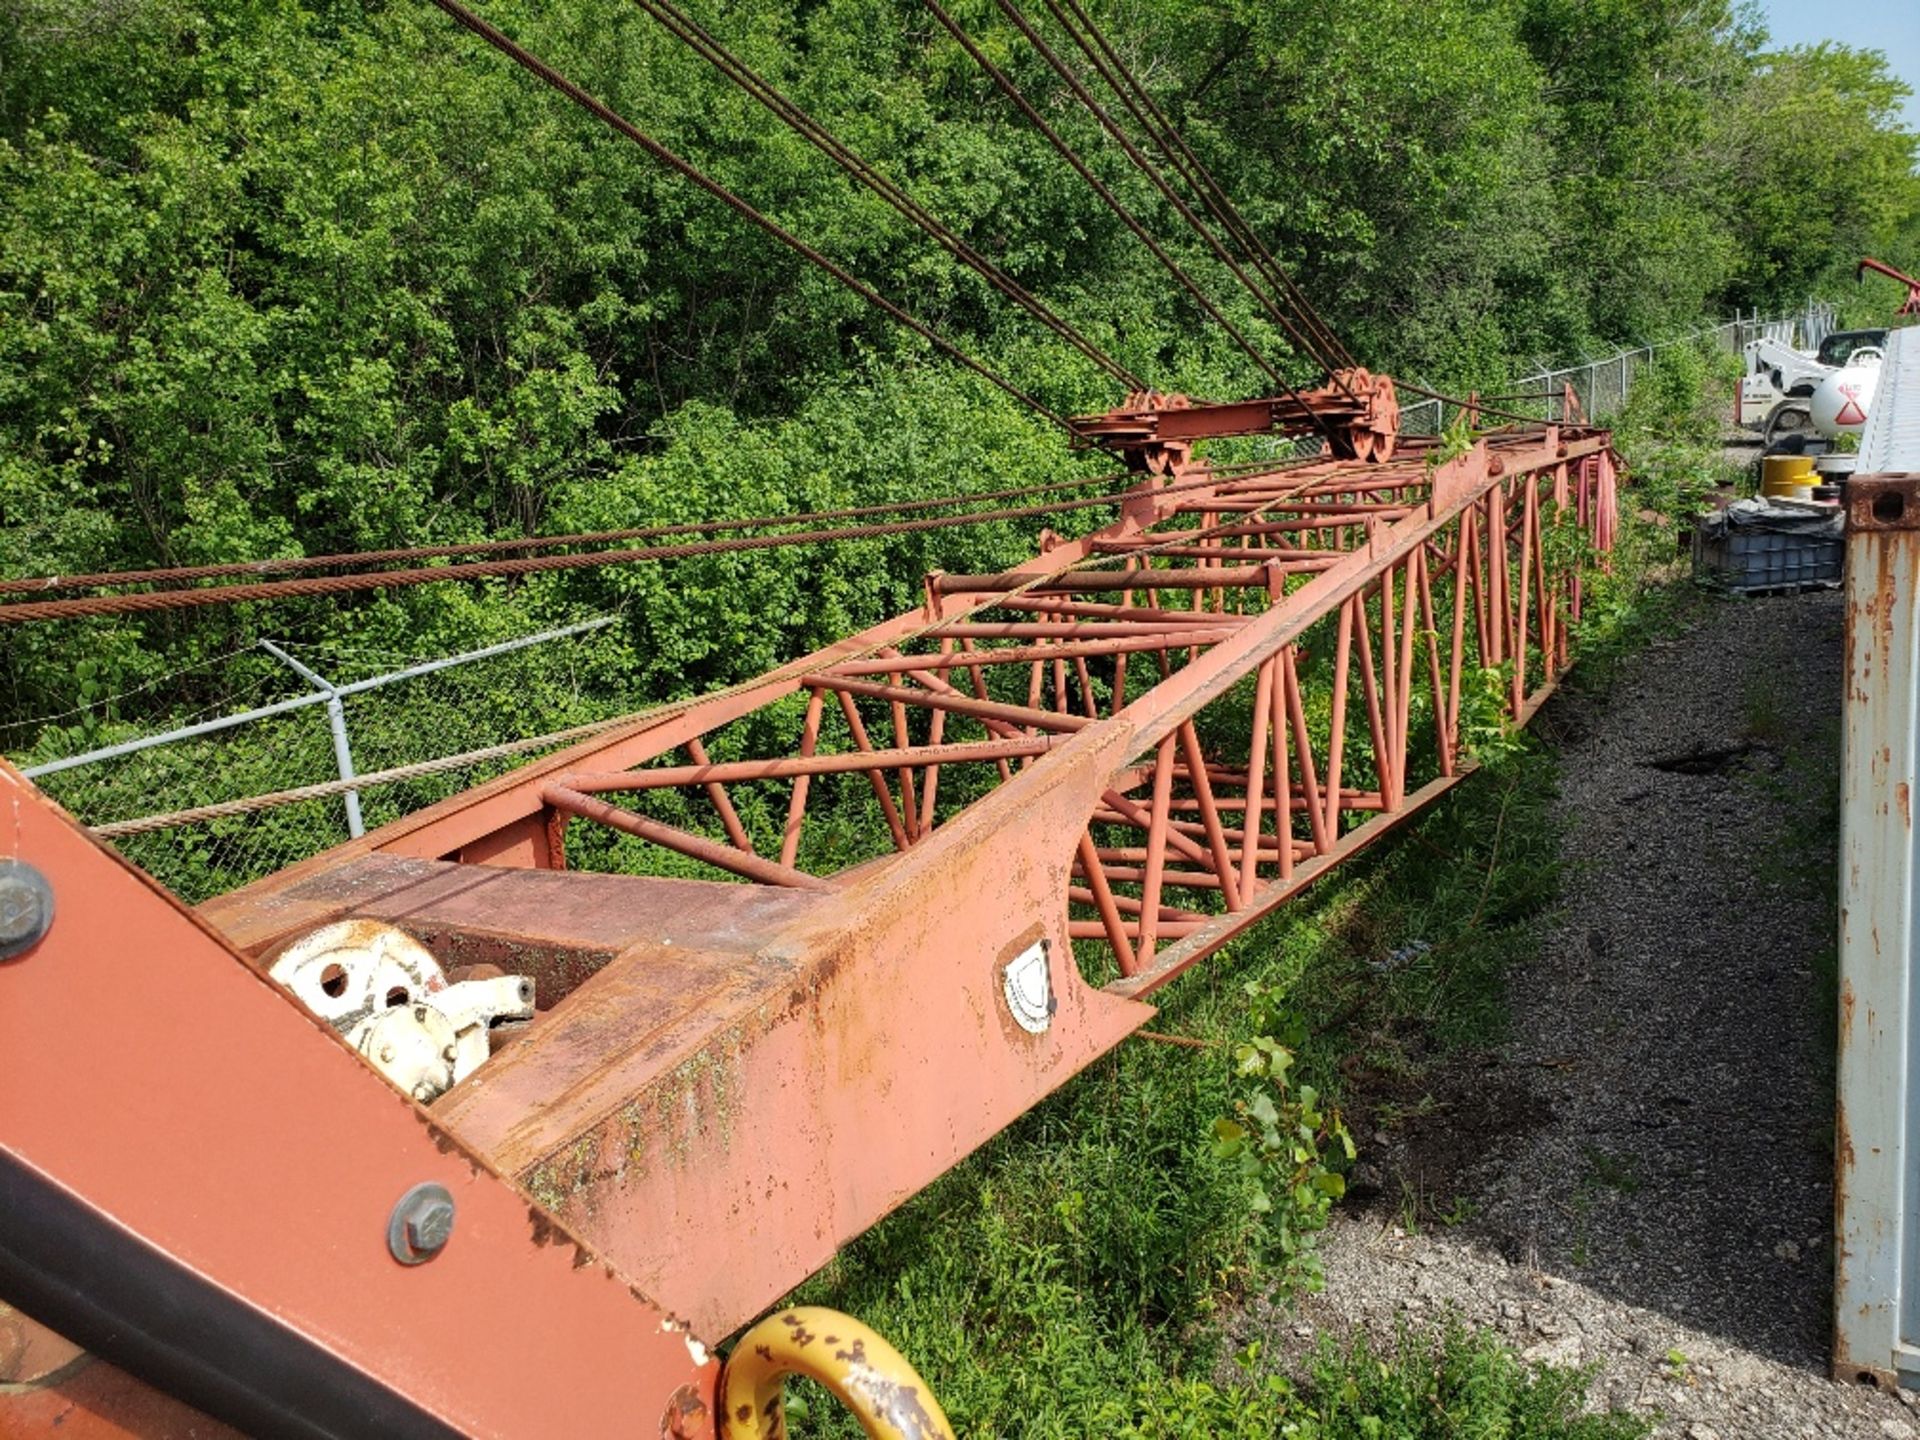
[1250,585,1920,1438]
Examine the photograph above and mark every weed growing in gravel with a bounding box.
[1742,675,1789,747]
[1580,1147,1642,1195]
[1663,1347,1695,1384]
[1398,1177,1425,1238]
[1214,983,1357,1292]
[1568,1147,1643,1267]
[1094,1326,1651,1438]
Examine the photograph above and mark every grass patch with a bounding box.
[1106,1324,1649,1439]
[1567,342,1745,696]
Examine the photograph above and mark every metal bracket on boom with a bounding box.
[1068,369,1401,475]
[1859,256,1920,318]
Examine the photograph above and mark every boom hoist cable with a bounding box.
[409,0,1395,467]
[429,0,1496,472]
[421,0,1068,429]
[612,0,1371,457]
[985,0,1349,392]
[1036,0,1355,372]
[630,0,1363,439]
[1034,8,1569,435]
[918,0,1400,468]
[621,0,1146,391]
[917,0,1305,404]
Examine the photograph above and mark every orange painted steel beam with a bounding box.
[1068,370,1402,469]
[1858,255,1920,317]
[0,764,716,1438]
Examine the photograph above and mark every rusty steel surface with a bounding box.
[0,764,716,1438]
[1834,317,1920,1390]
[1834,474,1920,1391]
[1834,371,1920,1397]
[190,425,1615,1339]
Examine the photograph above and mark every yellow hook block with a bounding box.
[718,1306,956,1440]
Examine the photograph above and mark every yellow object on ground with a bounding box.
[1761,454,1816,499]
[719,1306,956,1440]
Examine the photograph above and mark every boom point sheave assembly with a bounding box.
[0,0,1622,1433]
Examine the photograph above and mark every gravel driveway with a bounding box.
[1262,587,1920,1438]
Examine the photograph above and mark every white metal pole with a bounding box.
[23,616,616,779]
[259,640,364,838]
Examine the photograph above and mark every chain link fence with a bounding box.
[10,299,1832,901]
[14,621,639,901]
[1393,300,1836,437]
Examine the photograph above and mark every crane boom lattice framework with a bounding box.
[1,420,1618,1436]
[0,0,1629,1432]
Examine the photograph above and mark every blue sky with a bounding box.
[1756,0,1920,133]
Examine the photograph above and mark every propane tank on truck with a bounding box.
[1810,349,1884,440]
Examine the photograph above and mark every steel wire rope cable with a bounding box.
[622,0,1144,392]
[1390,379,1568,429]
[915,0,1324,428]
[0,467,1142,597]
[977,0,1570,434]
[1005,0,1581,431]
[420,0,1065,430]
[90,451,1345,836]
[4,453,1322,600]
[0,471,1280,623]
[991,0,1352,398]
[1043,1,1350,373]
[1042,0,1354,373]
[0,448,1333,621]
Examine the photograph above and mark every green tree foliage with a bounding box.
[0,0,1914,741]
[1721,43,1920,303]
[1515,0,1756,336]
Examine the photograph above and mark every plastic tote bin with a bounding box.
[1692,497,1843,595]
